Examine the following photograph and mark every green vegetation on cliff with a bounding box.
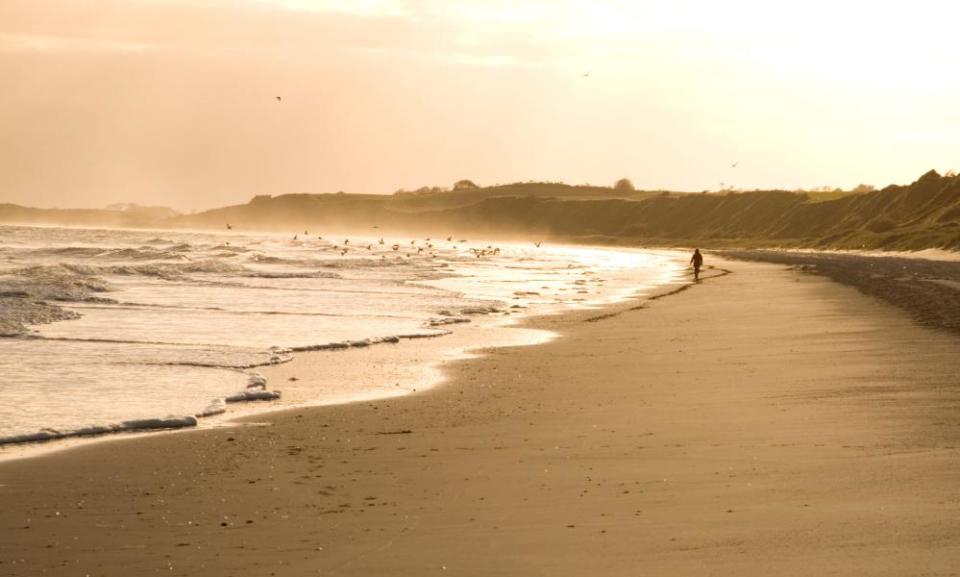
[3,171,959,250]
[424,170,960,249]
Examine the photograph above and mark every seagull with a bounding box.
[730,161,738,168]
[534,241,542,248]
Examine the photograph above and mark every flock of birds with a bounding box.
[224,223,543,260]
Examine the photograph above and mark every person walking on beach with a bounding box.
[690,248,704,281]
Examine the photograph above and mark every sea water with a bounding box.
[0,224,685,451]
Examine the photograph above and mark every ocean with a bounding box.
[0,224,685,453]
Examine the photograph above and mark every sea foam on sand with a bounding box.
[0,225,686,453]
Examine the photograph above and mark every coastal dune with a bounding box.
[1,258,959,575]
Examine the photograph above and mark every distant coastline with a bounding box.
[3,169,959,251]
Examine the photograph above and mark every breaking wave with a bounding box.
[0,224,684,452]
[0,371,283,447]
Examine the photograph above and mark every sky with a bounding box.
[1,0,959,210]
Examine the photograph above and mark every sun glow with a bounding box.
[1,0,959,208]
[253,0,409,17]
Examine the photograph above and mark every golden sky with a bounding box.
[2,0,958,209]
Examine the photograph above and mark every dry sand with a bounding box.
[1,258,959,576]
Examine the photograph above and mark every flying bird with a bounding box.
[730,161,738,168]
[534,241,542,248]
[226,223,232,230]
[275,96,282,102]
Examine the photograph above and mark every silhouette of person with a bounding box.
[690,248,703,280]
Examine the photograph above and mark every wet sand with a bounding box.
[2,258,959,576]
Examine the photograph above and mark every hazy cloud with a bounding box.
[0,33,156,53]
[248,0,409,17]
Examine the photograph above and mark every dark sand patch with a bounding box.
[723,250,960,334]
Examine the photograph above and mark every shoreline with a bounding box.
[0,310,552,464]
[2,258,959,575]
[0,251,687,463]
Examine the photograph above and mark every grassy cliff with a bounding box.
[420,170,960,249]
[3,171,959,250]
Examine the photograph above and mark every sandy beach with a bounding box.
[2,257,959,576]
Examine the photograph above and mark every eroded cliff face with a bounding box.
[5,170,959,250]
